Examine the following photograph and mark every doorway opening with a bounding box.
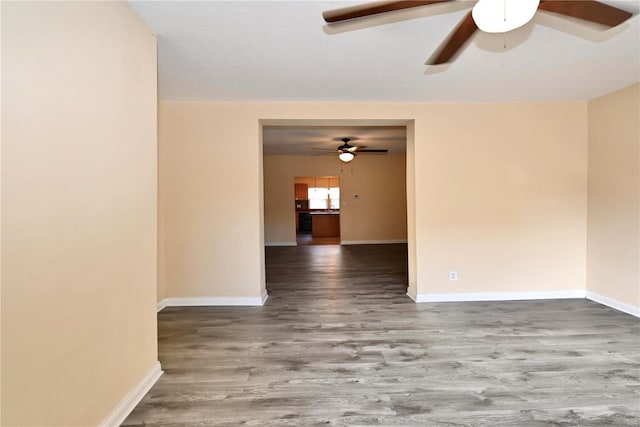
[260,119,416,300]
[295,176,341,246]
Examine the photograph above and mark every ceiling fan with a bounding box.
[313,137,389,162]
[322,0,634,65]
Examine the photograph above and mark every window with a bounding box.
[309,186,340,210]
[329,187,340,210]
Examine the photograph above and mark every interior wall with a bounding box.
[264,155,408,245]
[158,101,168,303]
[0,3,3,418]
[414,103,588,297]
[159,102,587,301]
[587,83,640,309]
[2,3,158,425]
[159,102,267,300]
[405,121,417,298]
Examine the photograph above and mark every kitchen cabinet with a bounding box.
[294,183,308,200]
[310,212,340,237]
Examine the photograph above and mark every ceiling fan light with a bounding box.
[338,151,355,163]
[472,0,540,33]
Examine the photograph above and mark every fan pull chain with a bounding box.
[503,0,507,23]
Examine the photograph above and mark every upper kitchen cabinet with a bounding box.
[294,183,308,200]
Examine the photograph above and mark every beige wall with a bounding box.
[159,102,587,301]
[264,155,407,245]
[587,83,640,309]
[415,103,588,296]
[158,102,267,300]
[0,2,3,419]
[157,101,168,303]
[406,122,417,292]
[2,2,158,425]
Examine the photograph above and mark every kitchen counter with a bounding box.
[309,211,340,215]
[311,212,340,237]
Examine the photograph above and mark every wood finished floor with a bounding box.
[296,232,341,246]
[124,244,640,426]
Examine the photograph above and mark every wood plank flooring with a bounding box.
[296,232,341,246]
[123,244,640,426]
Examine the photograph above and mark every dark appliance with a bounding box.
[298,212,312,232]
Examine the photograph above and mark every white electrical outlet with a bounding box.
[448,272,458,281]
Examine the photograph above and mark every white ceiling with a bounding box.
[128,0,639,156]
[262,126,407,155]
[128,0,640,103]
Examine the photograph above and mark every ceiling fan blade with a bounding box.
[312,152,338,157]
[426,10,477,65]
[323,0,453,23]
[357,149,389,153]
[537,0,633,27]
[349,145,368,152]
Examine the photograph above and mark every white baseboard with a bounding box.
[100,361,163,427]
[158,294,267,308]
[156,299,167,313]
[265,242,297,247]
[341,239,408,245]
[409,290,639,318]
[586,291,640,318]
[413,290,586,303]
